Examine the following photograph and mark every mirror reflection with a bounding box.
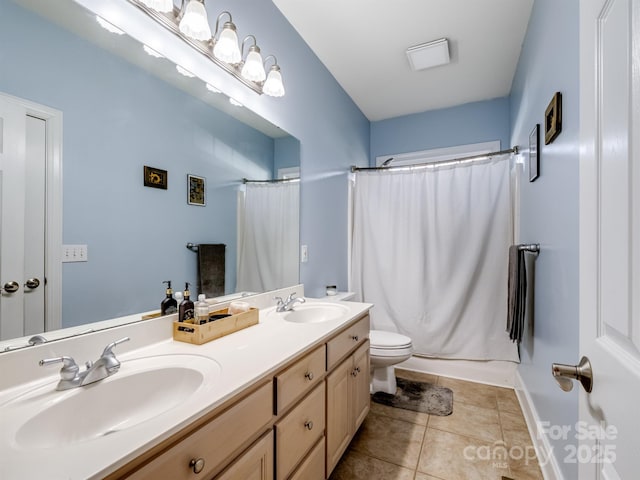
[0,0,300,350]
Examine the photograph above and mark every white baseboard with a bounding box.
[514,371,564,480]
[397,355,518,388]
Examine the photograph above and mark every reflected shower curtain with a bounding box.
[236,182,299,292]
[350,155,518,361]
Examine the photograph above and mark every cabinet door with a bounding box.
[325,357,353,476]
[351,340,370,431]
[216,431,273,480]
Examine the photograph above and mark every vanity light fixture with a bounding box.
[262,55,285,98]
[176,65,196,77]
[240,36,266,82]
[96,16,125,35]
[128,0,285,97]
[178,0,211,41]
[212,12,242,64]
[139,0,173,13]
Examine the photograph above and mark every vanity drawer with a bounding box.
[289,436,325,480]
[326,314,370,370]
[275,345,325,414]
[126,381,273,480]
[275,382,325,480]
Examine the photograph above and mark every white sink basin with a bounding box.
[4,354,221,449]
[270,302,350,324]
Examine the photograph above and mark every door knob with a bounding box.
[551,356,593,393]
[24,278,40,289]
[2,281,19,293]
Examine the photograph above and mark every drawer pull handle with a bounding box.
[351,335,359,342]
[304,371,314,381]
[304,420,314,430]
[189,458,205,474]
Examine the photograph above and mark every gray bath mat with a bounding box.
[372,378,453,416]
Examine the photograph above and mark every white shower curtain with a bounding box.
[236,182,299,292]
[350,155,518,362]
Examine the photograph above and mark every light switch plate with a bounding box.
[62,244,88,262]
[301,244,308,263]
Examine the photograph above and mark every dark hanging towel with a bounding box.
[198,244,225,297]
[507,245,527,344]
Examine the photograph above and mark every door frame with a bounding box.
[0,92,63,332]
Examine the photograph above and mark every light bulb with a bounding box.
[263,67,285,97]
[139,0,173,13]
[213,24,241,63]
[179,0,212,41]
[241,48,266,82]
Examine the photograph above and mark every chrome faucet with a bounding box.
[39,337,130,391]
[274,293,306,312]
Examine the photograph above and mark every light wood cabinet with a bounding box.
[125,381,273,480]
[275,382,325,480]
[111,313,371,480]
[289,437,325,480]
[326,340,370,476]
[275,345,325,414]
[215,430,273,480]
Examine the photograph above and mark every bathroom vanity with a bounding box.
[0,287,372,480]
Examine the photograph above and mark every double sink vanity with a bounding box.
[0,286,372,479]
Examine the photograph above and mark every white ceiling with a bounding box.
[273,0,534,121]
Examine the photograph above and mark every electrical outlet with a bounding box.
[301,244,308,263]
[62,244,88,263]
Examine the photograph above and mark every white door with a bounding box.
[577,0,640,478]
[0,96,47,340]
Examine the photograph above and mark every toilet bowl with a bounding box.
[369,330,413,394]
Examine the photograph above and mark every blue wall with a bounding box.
[509,0,580,477]
[1,0,277,327]
[370,97,511,165]
[274,136,300,173]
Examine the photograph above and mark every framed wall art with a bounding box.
[188,174,206,206]
[143,166,167,189]
[529,124,539,182]
[544,92,562,145]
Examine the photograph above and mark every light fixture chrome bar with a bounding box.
[350,147,519,173]
[127,0,263,94]
[243,177,300,184]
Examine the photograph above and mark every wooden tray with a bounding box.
[173,307,259,345]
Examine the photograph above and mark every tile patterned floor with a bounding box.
[330,369,544,480]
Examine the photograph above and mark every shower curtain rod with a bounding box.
[242,177,300,184]
[350,146,519,173]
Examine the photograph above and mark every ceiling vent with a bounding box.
[406,38,450,71]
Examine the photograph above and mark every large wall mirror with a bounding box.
[0,0,300,351]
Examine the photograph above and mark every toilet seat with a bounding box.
[370,330,412,349]
[369,330,413,358]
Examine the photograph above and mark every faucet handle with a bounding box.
[39,356,79,380]
[273,296,284,306]
[102,337,130,357]
[286,292,297,302]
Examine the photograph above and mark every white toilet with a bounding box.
[369,330,413,394]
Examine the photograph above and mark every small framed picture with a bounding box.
[143,166,168,189]
[188,174,206,206]
[544,92,562,145]
[529,124,540,182]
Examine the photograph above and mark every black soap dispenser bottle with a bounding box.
[161,280,178,315]
[179,282,195,323]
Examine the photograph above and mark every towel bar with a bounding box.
[186,243,199,252]
[517,244,540,254]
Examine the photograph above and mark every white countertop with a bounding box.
[0,290,371,480]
